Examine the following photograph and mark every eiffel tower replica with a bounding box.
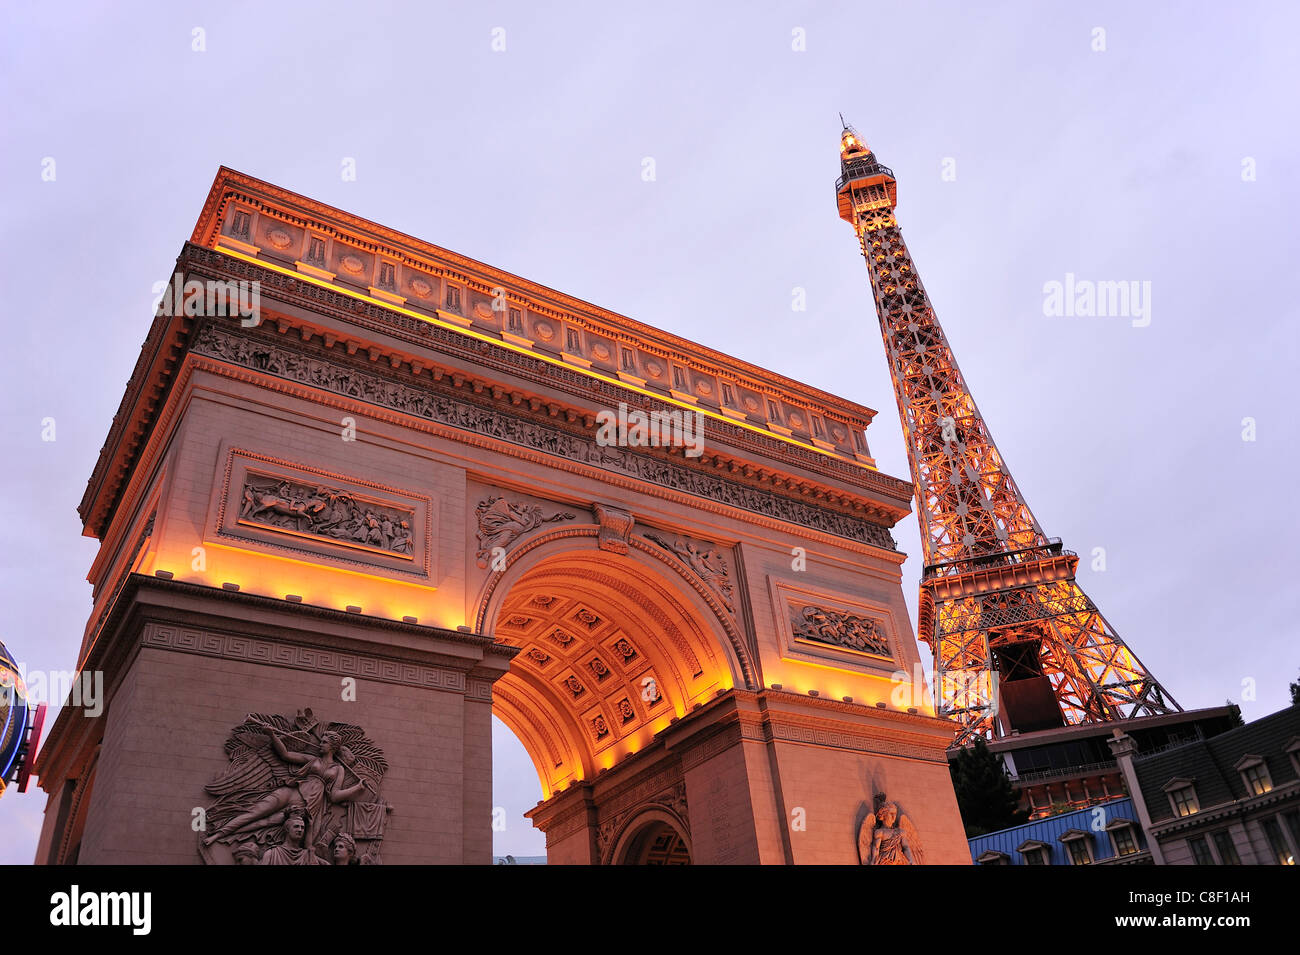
[834,121,1186,750]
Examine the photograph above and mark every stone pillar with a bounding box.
[1108,729,1165,865]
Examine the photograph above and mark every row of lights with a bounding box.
[153,569,462,630]
[768,682,919,715]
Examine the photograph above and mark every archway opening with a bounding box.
[486,544,737,802]
[618,819,692,865]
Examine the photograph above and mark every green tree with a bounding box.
[1290,670,1300,706]
[949,737,1030,837]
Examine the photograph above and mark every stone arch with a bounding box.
[610,810,693,865]
[474,524,756,689]
[476,528,744,799]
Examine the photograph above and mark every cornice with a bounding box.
[193,166,881,429]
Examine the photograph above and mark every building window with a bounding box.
[565,327,580,353]
[1211,830,1241,865]
[975,850,1009,865]
[671,366,686,391]
[811,415,825,438]
[231,209,251,238]
[1168,785,1199,817]
[1284,812,1300,857]
[1236,756,1273,796]
[620,347,635,372]
[1016,840,1050,865]
[508,308,524,333]
[721,382,736,406]
[1188,837,1215,865]
[445,285,462,311]
[1260,817,1294,865]
[378,262,396,290]
[767,399,780,421]
[1284,738,1300,777]
[1110,825,1139,857]
[1060,830,1093,866]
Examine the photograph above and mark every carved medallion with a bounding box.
[742,396,760,413]
[198,708,390,866]
[473,302,494,320]
[792,606,890,656]
[410,277,433,298]
[694,380,713,397]
[267,228,293,250]
[857,793,924,865]
[340,254,365,274]
[591,343,611,361]
[644,360,664,378]
[533,321,555,341]
[474,495,574,568]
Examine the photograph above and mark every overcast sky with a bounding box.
[1,1,1296,862]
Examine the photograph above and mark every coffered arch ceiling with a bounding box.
[488,546,737,798]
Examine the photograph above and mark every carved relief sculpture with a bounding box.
[857,793,924,865]
[475,495,574,567]
[198,708,390,865]
[644,532,735,613]
[594,503,634,555]
[240,476,414,555]
[192,321,897,551]
[793,606,890,656]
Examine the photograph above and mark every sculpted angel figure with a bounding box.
[474,496,572,567]
[857,799,924,865]
[201,711,388,856]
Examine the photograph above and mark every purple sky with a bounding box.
[2,2,1297,862]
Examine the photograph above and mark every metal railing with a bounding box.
[836,159,894,192]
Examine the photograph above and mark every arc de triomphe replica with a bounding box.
[34,168,969,865]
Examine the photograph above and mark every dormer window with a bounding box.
[1059,829,1094,865]
[1235,755,1273,796]
[1163,777,1199,817]
[1284,737,1300,777]
[1016,839,1050,865]
[975,850,1009,865]
[1106,818,1141,858]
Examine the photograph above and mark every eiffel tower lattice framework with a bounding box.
[835,123,1179,746]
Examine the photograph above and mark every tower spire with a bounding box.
[835,132,1179,745]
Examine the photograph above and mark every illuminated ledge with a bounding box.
[562,351,593,369]
[217,234,259,256]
